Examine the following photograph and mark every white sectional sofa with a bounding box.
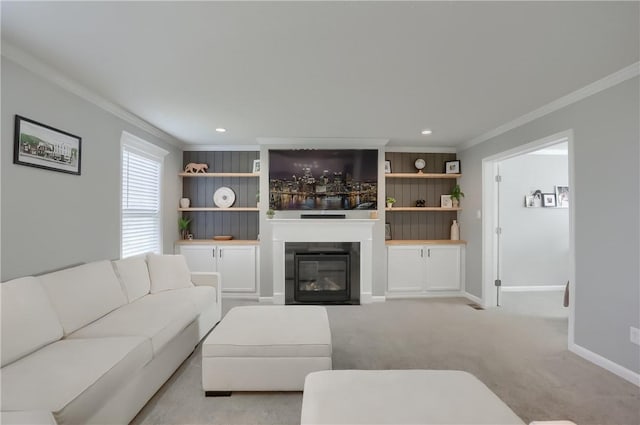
[1,254,222,425]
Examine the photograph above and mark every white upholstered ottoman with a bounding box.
[202,306,332,395]
[301,370,525,425]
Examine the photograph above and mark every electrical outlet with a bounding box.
[630,326,640,346]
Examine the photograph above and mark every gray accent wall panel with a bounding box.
[182,151,259,239]
[385,152,458,241]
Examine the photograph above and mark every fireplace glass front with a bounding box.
[294,253,350,303]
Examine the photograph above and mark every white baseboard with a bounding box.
[569,342,640,387]
[501,285,566,292]
[221,293,259,300]
[371,296,386,303]
[258,297,274,304]
[385,291,464,299]
[464,292,483,305]
[273,292,285,305]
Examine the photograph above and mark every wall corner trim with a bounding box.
[1,42,185,150]
[458,62,640,151]
[569,342,640,387]
[464,292,483,306]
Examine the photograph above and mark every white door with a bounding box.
[387,245,425,293]
[177,245,217,273]
[425,245,461,291]
[217,245,256,292]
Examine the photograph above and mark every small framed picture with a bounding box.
[384,160,392,174]
[524,195,535,208]
[542,193,557,207]
[555,185,569,208]
[444,160,460,174]
[252,159,261,173]
[441,195,453,208]
[14,115,82,175]
[385,223,392,240]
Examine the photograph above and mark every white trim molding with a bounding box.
[257,137,389,147]
[384,146,457,154]
[258,297,274,304]
[371,296,387,303]
[1,41,184,149]
[186,144,260,151]
[500,285,566,292]
[460,62,640,151]
[464,292,483,305]
[569,342,640,387]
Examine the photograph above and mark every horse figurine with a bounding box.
[184,163,209,173]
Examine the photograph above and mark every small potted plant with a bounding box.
[386,197,396,208]
[451,184,465,208]
[266,208,275,219]
[178,217,191,240]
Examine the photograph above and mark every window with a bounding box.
[121,132,168,258]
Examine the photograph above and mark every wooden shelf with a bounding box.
[386,207,461,212]
[178,172,259,178]
[385,173,461,179]
[175,239,259,245]
[179,207,259,212]
[386,240,467,245]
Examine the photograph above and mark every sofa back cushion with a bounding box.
[112,255,151,303]
[39,261,127,335]
[146,254,194,294]
[1,277,63,367]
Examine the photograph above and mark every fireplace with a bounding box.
[285,242,360,305]
[295,252,350,302]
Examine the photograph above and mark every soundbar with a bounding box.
[300,214,346,219]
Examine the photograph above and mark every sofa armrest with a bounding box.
[1,411,57,425]
[191,272,222,319]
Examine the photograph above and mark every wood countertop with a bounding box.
[385,240,467,245]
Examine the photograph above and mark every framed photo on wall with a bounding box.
[385,223,392,240]
[441,195,453,208]
[542,193,557,207]
[252,159,261,173]
[555,185,569,208]
[444,160,460,174]
[384,160,392,174]
[13,115,82,175]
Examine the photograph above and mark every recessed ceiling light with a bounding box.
[215,128,227,133]
[421,129,432,135]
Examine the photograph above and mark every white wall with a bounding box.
[458,76,639,374]
[499,153,569,287]
[1,57,182,281]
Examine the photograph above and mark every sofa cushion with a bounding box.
[1,277,63,367]
[1,336,152,425]
[112,255,151,302]
[164,285,217,312]
[146,254,194,294]
[68,291,198,354]
[203,306,332,358]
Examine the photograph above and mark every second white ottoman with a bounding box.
[202,305,332,394]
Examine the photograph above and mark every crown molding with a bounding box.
[185,144,260,151]
[257,137,389,148]
[1,42,185,149]
[384,146,457,154]
[458,62,640,151]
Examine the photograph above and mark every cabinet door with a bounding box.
[425,245,461,291]
[387,246,425,293]
[217,245,256,292]
[177,245,217,273]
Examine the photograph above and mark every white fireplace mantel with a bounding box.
[270,219,377,304]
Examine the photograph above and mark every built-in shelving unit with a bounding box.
[180,151,260,240]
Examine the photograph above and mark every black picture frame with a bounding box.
[13,115,82,175]
[542,193,557,207]
[384,160,392,174]
[444,160,460,174]
[385,223,392,240]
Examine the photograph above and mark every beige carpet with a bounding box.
[131,298,639,425]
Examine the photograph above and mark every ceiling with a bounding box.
[2,2,638,148]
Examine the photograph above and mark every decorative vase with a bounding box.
[452,198,459,208]
[450,220,460,240]
[180,198,190,208]
[387,202,393,208]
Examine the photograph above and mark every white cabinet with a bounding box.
[387,244,462,295]
[177,244,257,294]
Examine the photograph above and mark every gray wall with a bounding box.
[499,153,569,286]
[1,57,182,281]
[459,77,639,373]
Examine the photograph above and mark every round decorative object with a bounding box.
[213,187,236,208]
[414,158,426,173]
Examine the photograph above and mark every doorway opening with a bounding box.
[482,130,575,338]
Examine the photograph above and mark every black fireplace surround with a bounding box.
[285,242,360,305]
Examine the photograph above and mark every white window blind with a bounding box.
[121,140,164,259]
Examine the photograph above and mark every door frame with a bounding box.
[481,129,576,344]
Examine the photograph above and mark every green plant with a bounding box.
[178,217,191,230]
[450,185,465,201]
[386,197,396,204]
[266,208,275,218]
